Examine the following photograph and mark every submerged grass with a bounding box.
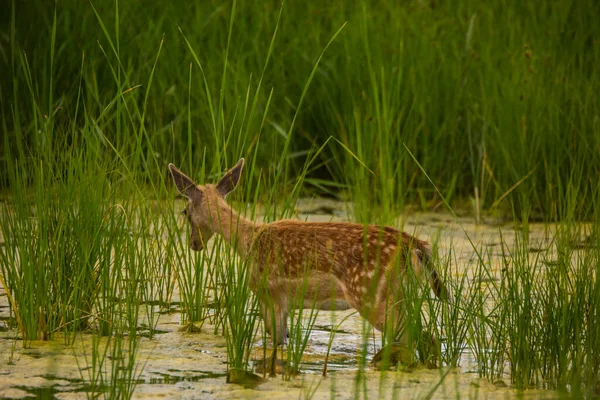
[1,0,599,398]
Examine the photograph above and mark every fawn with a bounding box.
[169,159,446,374]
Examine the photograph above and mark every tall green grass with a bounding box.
[3,0,599,220]
[468,227,599,395]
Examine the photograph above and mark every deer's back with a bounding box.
[250,220,427,283]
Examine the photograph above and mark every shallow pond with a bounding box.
[0,199,580,399]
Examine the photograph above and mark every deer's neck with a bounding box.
[209,197,258,257]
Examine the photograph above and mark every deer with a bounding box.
[169,158,447,375]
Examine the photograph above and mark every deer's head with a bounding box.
[169,159,244,251]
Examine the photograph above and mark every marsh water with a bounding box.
[0,199,572,399]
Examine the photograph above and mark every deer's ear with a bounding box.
[216,158,244,197]
[169,164,202,202]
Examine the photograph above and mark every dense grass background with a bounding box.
[2,0,599,220]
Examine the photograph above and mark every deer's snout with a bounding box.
[189,225,213,252]
[190,240,203,252]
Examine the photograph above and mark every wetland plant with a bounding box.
[497,228,600,394]
[170,229,218,332]
[0,147,124,341]
[285,266,322,378]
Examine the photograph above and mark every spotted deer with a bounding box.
[169,159,446,374]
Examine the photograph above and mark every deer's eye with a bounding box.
[181,208,188,216]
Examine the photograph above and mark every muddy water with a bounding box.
[0,199,569,399]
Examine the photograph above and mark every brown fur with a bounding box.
[169,159,446,360]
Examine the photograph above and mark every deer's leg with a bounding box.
[260,301,275,340]
[375,298,440,368]
[258,293,289,377]
[369,289,417,369]
[262,297,288,344]
[274,301,289,346]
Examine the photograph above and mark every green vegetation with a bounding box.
[1,0,599,398]
[3,0,599,220]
